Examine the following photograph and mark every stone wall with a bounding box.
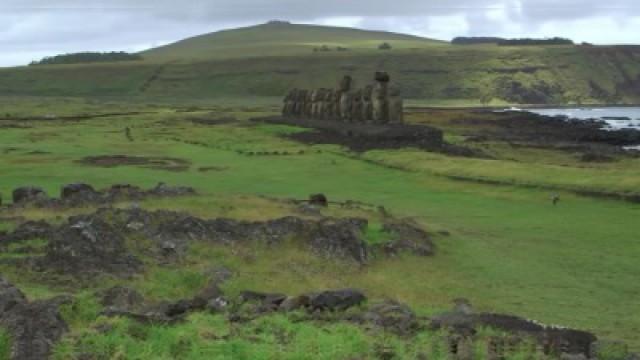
[282,72,404,124]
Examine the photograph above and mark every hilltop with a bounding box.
[1,22,640,105]
[141,21,444,61]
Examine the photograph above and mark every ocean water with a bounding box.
[522,107,640,130]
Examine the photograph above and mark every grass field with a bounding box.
[0,96,639,359]
[2,22,640,105]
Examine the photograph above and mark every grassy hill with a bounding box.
[1,22,640,105]
[141,21,445,61]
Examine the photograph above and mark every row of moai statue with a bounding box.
[282,72,404,124]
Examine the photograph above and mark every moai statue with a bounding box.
[362,85,373,122]
[292,89,302,116]
[324,90,335,120]
[318,89,331,120]
[305,90,314,118]
[332,88,341,120]
[338,75,353,122]
[310,89,321,119]
[316,89,327,119]
[289,89,299,117]
[388,86,404,123]
[298,89,307,116]
[282,89,293,117]
[351,89,363,122]
[372,72,390,123]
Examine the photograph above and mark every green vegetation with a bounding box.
[0,97,639,358]
[0,330,10,360]
[0,22,638,104]
[29,52,143,66]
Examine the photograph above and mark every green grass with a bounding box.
[1,23,639,104]
[0,98,639,354]
[142,22,445,62]
[0,330,10,360]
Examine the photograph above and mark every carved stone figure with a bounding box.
[305,90,314,117]
[351,89,363,122]
[340,91,353,122]
[388,86,404,123]
[362,85,373,122]
[372,82,389,123]
[324,90,335,120]
[282,71,403,124]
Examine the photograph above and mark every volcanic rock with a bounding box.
[307,289,367,311]
[0,276,70,360]
[12,187,48,204]
[39,215,142,277]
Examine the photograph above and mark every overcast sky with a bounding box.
[1,0,640,67]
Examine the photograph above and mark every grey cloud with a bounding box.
[1,0,640,66]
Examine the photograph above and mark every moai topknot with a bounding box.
[372,72,390,123]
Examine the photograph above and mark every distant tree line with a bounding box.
[451,37,505,45]
[452,37,574,46]
[29,52,143,66]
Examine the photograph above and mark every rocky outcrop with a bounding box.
[5,183,196,209]
[0,221,53,246]
[375,220,435,257]
[12,187,48,205]
[430,301,598,358]
[0,277,70,360]
[38,215,143,277]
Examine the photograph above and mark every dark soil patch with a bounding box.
[198,166,229,172]
[77,155,191,172]
[189,116,237,126]
[25,150,51,155]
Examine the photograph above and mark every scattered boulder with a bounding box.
[149,182,196,197]
[309,193,328,207]
[308,289,367,311]
[0,220,53,245]
[191,281,224,310]
[279,295,311,312]
[0,277,26,313]
[430,300,598,357]
[239,291,288,311]
[98,286,144,310]
[361,300,421,335]
[377,220,435,257]
[0,276,70,360]
[308,218,369,263]
[39,215,142,277]
[60,183,99,200]
[12,187,48,204]
[5,183,196,209]
[102,280,227,324]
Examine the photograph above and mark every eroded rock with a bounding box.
[38,215,143,277]
[12,187,48,205]
[0,276,70,360]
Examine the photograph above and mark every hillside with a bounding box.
[141,21,445,61]
[1,22,640,105]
